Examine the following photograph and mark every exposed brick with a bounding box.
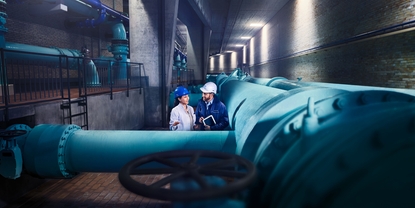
[211,0,415,89]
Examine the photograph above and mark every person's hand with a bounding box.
[194,124,200,130]
[173,121,180,126]
[204,125,211,131]
[199,117,204,123]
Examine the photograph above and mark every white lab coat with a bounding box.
[169,104,196,131]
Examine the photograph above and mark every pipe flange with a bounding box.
[57,124,81,178]
[261,103,415,208]
[254,90,415,180]
[5,124,32,141]
[111,39,128,45]
[6,124,32,131]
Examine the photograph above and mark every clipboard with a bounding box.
[202,115,216,126]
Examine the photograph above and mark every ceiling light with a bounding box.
[235,44,244,47]
[249,23,263,27]
[224,51,234,53]
[240,36,251,39]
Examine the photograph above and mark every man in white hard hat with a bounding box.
[195,82,229,130]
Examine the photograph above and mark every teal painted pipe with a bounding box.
[218,80,348,160]
[93,23,129,82]
[93,58,128,85]
[3,42,100,86]
[85,60,100,86]
[2,70,415,207]
[22,124,236,178]
[5,42,82,61]
[213,71,415,207]
[245,77,278,86]
[0,0,7,49]
[230,67,415,96]
[107,23,129,80]
[263,78,415,96]
[0,0,128,86]
[256,93,415,208]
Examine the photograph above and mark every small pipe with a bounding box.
[77,8,107,28]
[79,0,129,23]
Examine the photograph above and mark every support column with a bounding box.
[178,0,211,84]
[129,0,178,127]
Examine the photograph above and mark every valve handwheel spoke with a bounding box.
[130,167,179,175]
[201,158,237,169]
[153,156,182,168]
[199,168,248,178]
[149,170,187,188]
[0,130,27,139]
[118,150,256,201]
[189,169,210,189]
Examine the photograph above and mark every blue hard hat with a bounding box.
[174,86,189,98]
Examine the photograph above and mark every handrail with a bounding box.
[0,48,146,122]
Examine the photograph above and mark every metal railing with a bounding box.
[172,66,195,85]
[0,48,146,121]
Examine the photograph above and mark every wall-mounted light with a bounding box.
[249,23,263,27]
[209,51,221,57]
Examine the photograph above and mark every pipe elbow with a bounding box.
[112,23,127,40]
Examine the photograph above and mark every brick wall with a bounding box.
[214,0,415,89]
[4,1,119,58]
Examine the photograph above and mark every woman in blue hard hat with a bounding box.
[169,86,196,131]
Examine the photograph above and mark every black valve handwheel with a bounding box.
[0,130,27,139]
[118,150,256,201]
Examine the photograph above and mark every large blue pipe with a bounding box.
[219,80,349,160]
[213,71,415,207]
[228,68,415,96]
[3,42,100,86]
[0,0,102,86]
[1,72,415,207]
[0,0,132,86]
[17,124,236,178]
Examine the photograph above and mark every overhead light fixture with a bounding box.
[235,44,244,47]
[224,51,234,53]
[249,23,263,27]
[240,36,251,39]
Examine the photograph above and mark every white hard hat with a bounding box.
[200,82,217,94]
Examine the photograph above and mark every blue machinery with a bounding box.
[0,0,130,86]
[1,68,415,207]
